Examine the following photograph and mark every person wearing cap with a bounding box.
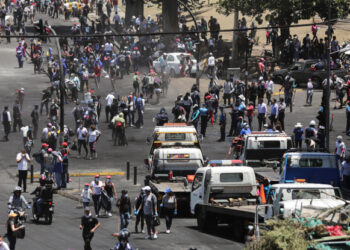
[104,176,117,217]
[117,190,131,229]
[136,186,158,240]
[305,120,317,149]
[81,183,92,208]
[0,234,10,250]
[335,136,346,164]
[31,105,39,139]
[90,175,104,217]
[2,106,11,141]
[80,207,100,250]
[7,212,24,250]
[160,188,177,234]
[293,123,303,150]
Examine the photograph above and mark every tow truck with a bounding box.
[190,165,263,241]
[240,131,292,183]
[144,123,204,215]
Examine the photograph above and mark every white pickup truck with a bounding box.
[190,166,261,241]
[265,183,345,219]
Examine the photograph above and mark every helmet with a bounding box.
[118,229,130,241]
[14,186,22,192]
[106,175,111,179]
[62,142,68,147]
[337,135,343,141]
[309,120,316,126]
[95,174,100,178]
[39,176,46,185]
[84,183,90,186]
[165,188,172,193]
[209,52,213,56]
[9,212,18,218]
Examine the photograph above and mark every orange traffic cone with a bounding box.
[260,184,266,204]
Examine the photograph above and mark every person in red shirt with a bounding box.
[246,101,254,130]
[258,58,265,79]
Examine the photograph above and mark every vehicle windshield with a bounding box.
[154,132,197,142]
[288,62,303,71]
[287,155,337,168]
[176,55,195,60]
[291,189,321,199]
[278,188,336,201]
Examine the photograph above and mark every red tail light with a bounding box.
[169,171,173,180]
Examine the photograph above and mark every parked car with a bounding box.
[272,60,347,88]
[153,53,197,77]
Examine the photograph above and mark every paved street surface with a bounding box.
[0,14,349,250]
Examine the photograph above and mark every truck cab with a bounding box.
[241,132,292,182]
[266,183,344,219]
[190,166,257,215]
[280,152,341,187]
[148,123,201,157]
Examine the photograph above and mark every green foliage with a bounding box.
[246,219,310,250]
[217,0,350,25]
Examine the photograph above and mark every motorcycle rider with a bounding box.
[112,229,135,250]
[30,176,47,217]
[8,186,30,212]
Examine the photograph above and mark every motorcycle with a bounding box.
[32,198,54,225]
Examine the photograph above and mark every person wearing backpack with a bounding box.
[132,72,140,95]
[135,94,144,129]
[111,112,126,146]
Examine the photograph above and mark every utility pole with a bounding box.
[49,27,65,144]
[325,0,331,151]
[245,36,249,105]
[231,10,239,66]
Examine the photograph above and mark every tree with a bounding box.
[125,0,144,26]
[217,0,350,41]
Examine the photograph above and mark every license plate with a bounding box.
[49,208,53,211]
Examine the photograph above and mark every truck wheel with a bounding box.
[196,211,206,231]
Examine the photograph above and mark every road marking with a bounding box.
[33,172,125,178]
[272,89,303,96]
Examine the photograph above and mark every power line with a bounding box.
[0,19,338,39]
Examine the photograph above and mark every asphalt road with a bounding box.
[0,23,349,249]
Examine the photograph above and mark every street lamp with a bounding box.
[48,26,65,144]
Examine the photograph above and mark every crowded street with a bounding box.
[0,0,350,250]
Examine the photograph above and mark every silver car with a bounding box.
[153,53,197,77]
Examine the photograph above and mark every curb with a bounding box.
[272,89,302,96]
[33,171,125,178]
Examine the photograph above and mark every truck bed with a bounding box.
[203,204,261,220]
[149,180,191,193]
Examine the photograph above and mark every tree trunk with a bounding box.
[162,0,179,33]
[125,0,144,27]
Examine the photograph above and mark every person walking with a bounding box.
[217,106,226,142]
[7,212,24,250]
[191,104,200,132]
[265,76,274,105]
[335,136,346,165]
[104,176,117,217]
[136,186,158,240]
[134,189,145,233]
[306,78,313,105]
[269,98,278,126]
[160,188,177,234]
[80,207,100,250]
[117,190,131,230]
[278,98,286,131]
[90,175,103,217]
[81,183,92,208]
[257,99,267,131]
[293,123,303,150]
[88,125,101,160]
[2,106,11,141]
[30,105,39,139]
[13,101,22,133]
[16,149,30,193]
[77,123,89,159]
[105,92,115,123]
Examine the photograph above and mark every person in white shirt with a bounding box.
[88,125,101,160]
[77,123,89,158]
[105,92,115,122]
[207,52,216,78]
[16,149,31,193]
[335,135,346,164]
[42,123,52,143]
[90,175,104,216]
[81,183,92,208]
[0,234,10,250]
[306,78,313,105]
[265,76,274,105]
[104,42,113,52]
[257,98,267,131]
